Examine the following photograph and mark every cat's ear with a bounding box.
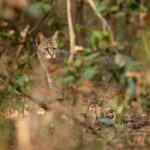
[50,31,59,49]
[51,31,59,41]
[36,32,46,47]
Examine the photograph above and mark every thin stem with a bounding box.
[67,0,76,63]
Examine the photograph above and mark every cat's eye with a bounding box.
[44,48,49,52]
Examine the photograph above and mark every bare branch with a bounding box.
[67,0,76,63]
[87,0,114,40]
[29,10,51,34]
[29,1,56,34]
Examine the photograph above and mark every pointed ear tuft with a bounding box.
[50,31,59,48]
[51,31,59,40]
[36,32,46,47]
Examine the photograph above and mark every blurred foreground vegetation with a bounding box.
[0,0,150,150]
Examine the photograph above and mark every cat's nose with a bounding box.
[52,54,56,58]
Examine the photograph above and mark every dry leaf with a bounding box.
[74,45,84,52]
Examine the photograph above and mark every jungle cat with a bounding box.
[36,31,68,99]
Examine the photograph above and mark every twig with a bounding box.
[87,0,114,41]
[20,90,51,111]
[87,0,110,31]
[67,0,76,63]
[29,10,51,34]
[29,0,56,34]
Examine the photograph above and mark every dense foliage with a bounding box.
[0,0,150,149]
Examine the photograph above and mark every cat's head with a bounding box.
[36,31,59,59]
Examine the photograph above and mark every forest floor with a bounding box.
[5,73,150,150]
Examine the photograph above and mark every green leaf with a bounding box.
[128,0,140,9]
[15,74,29,87]
[82,68,96,80]
[0,32,8,38]
[142,97,150,113]
[86,53,99,61]
[8,85,21,95]
[11,103,23,110]
[60,75,75,84]
[33,2,51,12]
[90,30,110,50]
[75,59,82,68]
[26,2,51,18]
[128,79,136,99]
[115,54,131,67]
[117,105,124,116]
[126,61,142,72]
[68,67,76,74]
[96,5,107,14]
[82,48,91,55]
[109,6,119,13]
[99,118,114,126]
[140,4,148,12]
